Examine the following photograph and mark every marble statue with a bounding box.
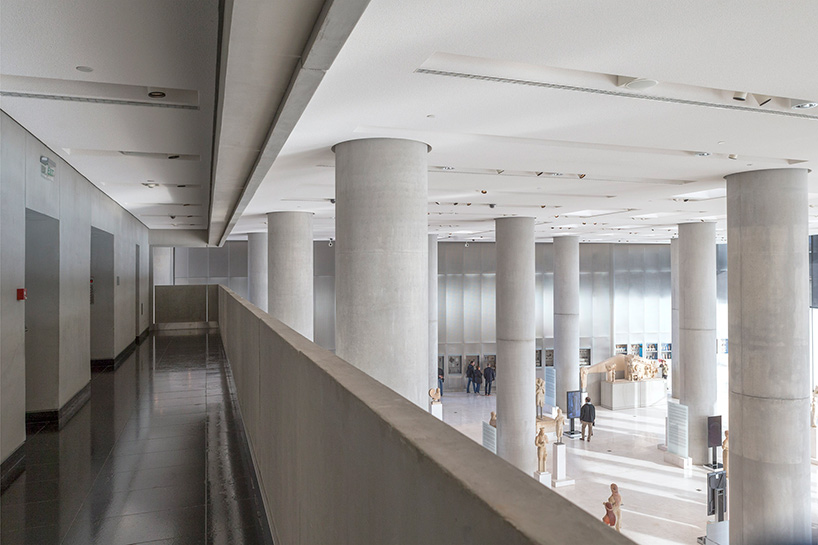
[811,396,817,428]
[602,501,616,528]
[554,408,565,443]
[428,388,441,404]
[605,361,616,382]
[536,378,546,417]
[607,483,622,532]
[489,411,497,428]
[722,430,729,478]
[535,428,549,473]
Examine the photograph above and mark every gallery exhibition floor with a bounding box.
[441,390,818,544]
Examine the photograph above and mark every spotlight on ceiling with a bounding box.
[168,155,180,160]
[488,203,496,209]
[733,91,748,102]
[617,76,659,90]
[148,90,166,98]
[695,152,711,157]
[753,94,772,107]
[728,154,739,160]
[75,65,94,73]
[790,99,818,110]
[441,166,455,171]
[142,182,159,188]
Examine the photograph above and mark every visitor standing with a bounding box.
[483,365,495,395]
[580,396,595,442]
[472,364,483,395]
[466,360,476,393]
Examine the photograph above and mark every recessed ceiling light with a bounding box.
[148,91,166,98]
[168,155,180,160]
[728,154,738,160]
[441,166,455,171]
[617,76,659,90]
[75,66,93,73]
[695,152,711,157]
[791,99,818,109]
[480,189,487,194]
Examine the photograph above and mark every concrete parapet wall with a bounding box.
[218,286,634,545]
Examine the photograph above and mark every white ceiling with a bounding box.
[234,0,818,243]
[0,0,219,231]
[2,1,817,245]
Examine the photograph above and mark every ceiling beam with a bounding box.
[210,0,371,247]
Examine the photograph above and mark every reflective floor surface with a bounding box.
[442,390,818,545]
[0,330,273,545]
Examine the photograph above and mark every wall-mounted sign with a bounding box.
[40,155,56,181]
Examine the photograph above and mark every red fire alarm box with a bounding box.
[17,288,27,300]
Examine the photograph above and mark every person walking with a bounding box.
[472,364,483,395]
[580,396,596,442]
[465,360,476,393]
[483,364,495,395]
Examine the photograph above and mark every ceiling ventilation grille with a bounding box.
[415,69,818,121]
[0,91,199,110]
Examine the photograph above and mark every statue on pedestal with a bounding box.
[536,378,546,417]
[554,408,565,443]
[428,388,441,404]
[605,361,616,382]
[722,430,729,478]
[607,483,622,532]
[489,411,497,428]
[535,428,549,473]
[811,395,817,428]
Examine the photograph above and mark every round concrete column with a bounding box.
[726,168,810,544]
[429,234,439,393]
[334,138,429,408]
[678,222,717,465]
[267,211,314,340]
[247,232,268,312]
[670,237,681,399]
[554,235,580,410]
[495,216,536,473]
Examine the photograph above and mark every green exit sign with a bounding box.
[39,155,55,181]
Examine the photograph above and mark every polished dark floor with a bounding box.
[1,330,273,545]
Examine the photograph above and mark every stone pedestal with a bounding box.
[482,422,497,454]
[551,442,575,487]
[533,471,552,488]
[430,402,443,421]
[664,450,692,469]
[600,379,665,410]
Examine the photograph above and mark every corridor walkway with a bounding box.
[0,330,272,545]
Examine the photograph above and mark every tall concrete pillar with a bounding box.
[554,235,579,411]
[495,216,536,474]
[334,138,429,408]
[671,237,681,399]
[247,232,268,312]
[429,234,439,393]
[726,168,810,544]
[267,211,314,340]
[678,222,716,465]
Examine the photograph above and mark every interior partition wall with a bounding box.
[438,242,671,398]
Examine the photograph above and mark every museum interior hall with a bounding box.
[2,1,817,544]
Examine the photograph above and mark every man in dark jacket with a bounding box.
[483,365,496,395]
[466,361,475,393]
[580,396,596,442]
[472,365,483,394]
[438,367,445,397]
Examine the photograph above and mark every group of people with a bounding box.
[466,360,496,395]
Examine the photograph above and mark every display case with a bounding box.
[448,355,462,374]
[645,343,658,360]
[629,343,643,357]
[579,348,592,366]
[615,344,628,355]
[545,349,554,367]
[535,349,542,368]
[660,343,672,360]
